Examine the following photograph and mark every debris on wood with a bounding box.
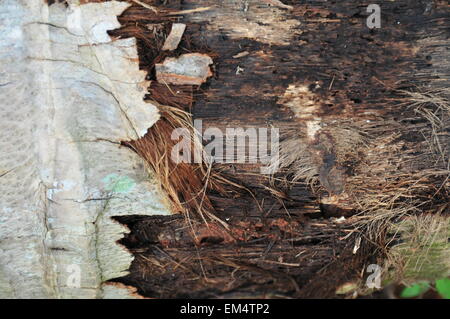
[352,237,362,254]
[162,23,186,51]
[335,282,358,295]
[186,2,301,46]
[146,23,165,39]
[155,53,213,85]
[235,66,245,75]
[263,0,294,10]
[168,7,213,15]
[130,0,158,13]
[194,223,236,246]
[333,216,347,224]
[233,51,249,59]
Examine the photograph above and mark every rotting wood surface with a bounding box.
[107,0,450,299]
[49,0,450,298]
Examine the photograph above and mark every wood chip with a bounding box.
[155,53,213,85]
[353,236,362,254]
[263,0,293,10]
[233,51,249,58]
[162,23,186,51]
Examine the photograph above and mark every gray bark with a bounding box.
[0,0,169,298]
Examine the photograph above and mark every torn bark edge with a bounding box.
[102,282,146,299]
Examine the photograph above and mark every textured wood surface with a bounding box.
[108,0,449,298]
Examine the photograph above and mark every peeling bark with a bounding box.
[0,0,169,298]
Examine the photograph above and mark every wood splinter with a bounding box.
[263,0,294,10]
[162,23,186,51]
[130,0,158,14]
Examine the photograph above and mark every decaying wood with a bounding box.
[2,0,448,299]
[108,0,449,299]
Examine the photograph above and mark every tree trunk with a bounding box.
[0,0,448,299]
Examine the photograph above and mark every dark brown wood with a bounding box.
[109,0,449,298]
